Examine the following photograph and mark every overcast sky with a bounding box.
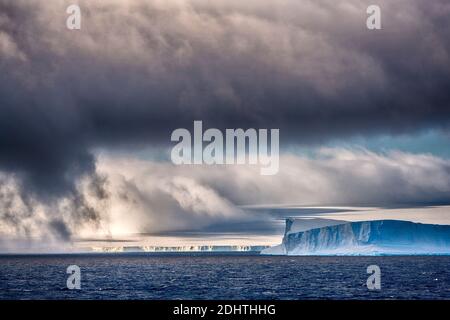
[0,0,449,250]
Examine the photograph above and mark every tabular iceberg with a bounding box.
[262,219,450,256]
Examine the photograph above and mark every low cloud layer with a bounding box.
[98,148,450,218]
[2,148,450,243]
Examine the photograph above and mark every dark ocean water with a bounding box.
[0,254,449,300]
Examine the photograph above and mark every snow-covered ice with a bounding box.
[262,219,450,256]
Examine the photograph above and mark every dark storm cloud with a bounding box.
[0,0,450,195]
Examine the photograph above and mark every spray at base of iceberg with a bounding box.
[261,219,450,256]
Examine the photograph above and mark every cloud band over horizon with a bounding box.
[0,0,449,246]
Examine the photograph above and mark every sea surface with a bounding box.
[0,254,449,300]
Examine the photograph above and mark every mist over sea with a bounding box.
[1,254,449,300]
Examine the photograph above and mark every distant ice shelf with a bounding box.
[89,245,269,253]
[261,219,450,256]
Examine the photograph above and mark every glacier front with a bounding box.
[261,219,450,256]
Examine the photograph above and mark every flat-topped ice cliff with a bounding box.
[262,219,450,256]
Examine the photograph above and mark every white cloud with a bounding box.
[93,148,450,235]
[1,148,450,248]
